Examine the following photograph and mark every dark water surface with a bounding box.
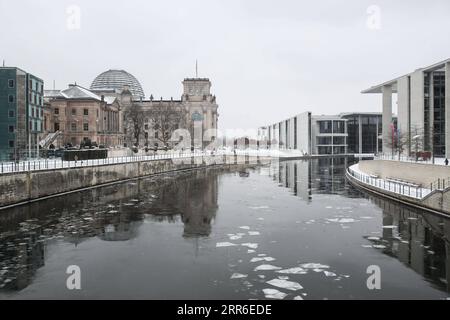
[0,158,449,300]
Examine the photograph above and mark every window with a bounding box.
[31,108,35,117]
[8,110,15,118]
[8,125,14,133]
[72,109,76,115]
[8,95,14,103]
[8,79,14,88]
[333,136,346,145]
[318,121,332,134]
[144,124,149,130]
[333,121,345,134]
[9,140,14,148]
[39,97,42,106]
[155,131,159,139]
[83,108,89,116]
[54,108,59,115]
[54,123,60,131]
[71,123,77,131]
[83,123,89,131]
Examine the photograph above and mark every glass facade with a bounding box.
[432,72,445,156]
[341,113,382,154]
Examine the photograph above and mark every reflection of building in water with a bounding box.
[269,158,354,203]
[155,170,219,237]
[369,196,450,292]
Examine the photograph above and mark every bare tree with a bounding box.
[124,104,145,147]
[148,103,187,147]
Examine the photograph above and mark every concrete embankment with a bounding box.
[347,160,450,216]
[0,155,269,209]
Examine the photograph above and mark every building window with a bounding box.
[72,109,76,115]
[333,121,345,134]
[8,95,14,103]
[144,124,149,130]
[8,79,14,88]
[83,123,89,131]
[318,121,332,134]
[31,108,35,117]
[8,110,15,118]
[71,123,77,131]
[83,108,89,116]
[155,131,159,139]
[54,108,59,115]
[8,125,14,133]
[54,123,60,131]
[9,140,14,148]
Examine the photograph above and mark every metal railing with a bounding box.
[347,165,430,199]
[0,149,274,175]
[430,177,450,191]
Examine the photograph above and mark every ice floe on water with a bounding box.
[293,295,304,300]
[241,243,258,249]
[254,264,282,271]
[262,288,287,300]
[324,271,337,277]
[326,218,358,223]
[300,263,330,269]
[239,226,251,230]
[248,231,260,236]
[276,267,307,275]
[230,273,248,279]
[249,206,270,210]
[247,249,256,254]
[267,278,303,291]
[250,257,276,263]
[216,242,237,247]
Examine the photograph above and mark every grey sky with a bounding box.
[1,0,450,131]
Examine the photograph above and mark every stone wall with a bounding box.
[0,155,268,208]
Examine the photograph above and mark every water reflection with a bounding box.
[0,168,221,292]
[269,157,450,293]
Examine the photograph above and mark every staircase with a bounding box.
[39,131,62,149]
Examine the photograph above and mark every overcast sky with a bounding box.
[1,0,450,132]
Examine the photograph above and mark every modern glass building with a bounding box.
[362,58,450,158]
[0,67,44,160]
[340,112,385,155]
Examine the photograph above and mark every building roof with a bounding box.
[45,84,102,101]
[362,58,450,94]
[90,69,145,99]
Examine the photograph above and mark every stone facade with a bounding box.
[92,78,219,149]
[44,84,123,148]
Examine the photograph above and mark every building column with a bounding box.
[358,114,363,154]
[446,62,450,158]
[382,85,393,155]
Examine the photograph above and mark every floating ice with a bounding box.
[248,231,260,236]
[249,206,269,210]
[276,267,307,274]
[372,245,387,249]
[230,273,248,279]
[324,271,337,277]
[313,269,324,273]
[247,250,256,254]
[254,264,282,271]
[216,242,237,248]
[228,234,243,241]
[367,237,380,241]
[250,257,276,263]
[267,278,303,291]
[300,263,330,269]
[293,296,304,300]
[239,226,251,230]
[257,254,267,257]
[262,288,287,300]
[278,276,289,280]
[258,275,266,279]
[241,243,258,249]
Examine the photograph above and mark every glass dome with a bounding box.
[90,69,145,100]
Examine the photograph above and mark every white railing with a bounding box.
[347,164,431,199]
[0,149,275,175]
